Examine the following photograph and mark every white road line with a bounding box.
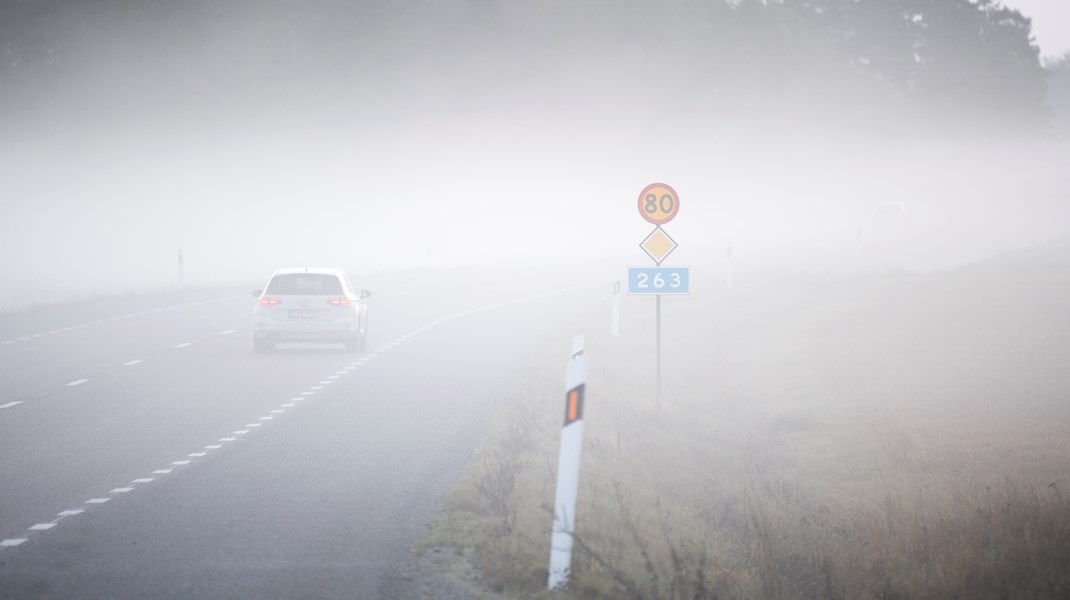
[204,445,223,449]
[245,423,261,427]
[218,329,236,335]
[219,437,237,442]
[236,429,253,433]
[0,401,24,409]
[29,523,56,531]
[270,410,284,414]
[123,359,144,366]
[85,498,110,504]
[257,416,273,421]
[58,510,84,517]
[47,330,59,335]
[171,460,191,466]
[110,488,134,494]
[66,379,89,387]
[318,381,332,385]
[17,337,29,341]
[311,386,323,390]
[153,469,172,474]
[132,478,154,483]
[188,452,207,457]
[172,342,192,349]
[301,391,315,396]
[281,403,296,408]
[290,397,304,402]
[333,372,346,376]
[1,539,27,547]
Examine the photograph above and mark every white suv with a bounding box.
[252,268,370,353]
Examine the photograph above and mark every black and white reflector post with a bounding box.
[548,335,587,591]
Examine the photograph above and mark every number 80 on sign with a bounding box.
[627,267,690,295]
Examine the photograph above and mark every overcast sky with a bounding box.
[1006,0,1070,58]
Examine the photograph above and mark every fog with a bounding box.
[1,0,1066,307]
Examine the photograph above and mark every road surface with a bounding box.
[0,264,606,598]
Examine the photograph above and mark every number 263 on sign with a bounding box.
[627,267,690,295]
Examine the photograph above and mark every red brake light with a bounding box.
[259,297,281,306]
[328,297,350,307]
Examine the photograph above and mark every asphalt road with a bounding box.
[0,264,608,598]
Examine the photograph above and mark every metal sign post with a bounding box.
[627,183,689,410]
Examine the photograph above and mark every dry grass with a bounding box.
[419,247,1070,599]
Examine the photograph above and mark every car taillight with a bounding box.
[259,297,281,306]
[327,297,350,307]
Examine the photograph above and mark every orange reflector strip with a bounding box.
[563,384,585,426]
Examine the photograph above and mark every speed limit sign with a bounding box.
[637,183,679,225]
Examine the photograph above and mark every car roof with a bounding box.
[271,267,347,277]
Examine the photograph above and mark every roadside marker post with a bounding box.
[548,335,587,591]
[611,281,620,338]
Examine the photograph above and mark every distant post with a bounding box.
[611,281,620,338]
[548,335,587,591]
[177,249,185,288]
[725,243,733,289]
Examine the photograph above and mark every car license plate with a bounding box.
[289,310,319,319]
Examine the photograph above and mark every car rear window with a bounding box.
[265,274,344,295]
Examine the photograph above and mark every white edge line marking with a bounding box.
[66,379,89,387]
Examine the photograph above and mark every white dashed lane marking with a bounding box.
[0,401,24,409]
[132,478,154,483]
[29,523,56,531]
[172,342,192,349]
[123,359,144,366]
[153,469,173,474]
[66,379,89,387]
[218,329,236,335]
[171,460,191,466]
[1,539,28,547]
[85,498,110,504]
[58,510,84,517]
[110,488,133,494]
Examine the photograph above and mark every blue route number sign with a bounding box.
[627,267,690,295]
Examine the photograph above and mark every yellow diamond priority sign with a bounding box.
[639,226,678,265]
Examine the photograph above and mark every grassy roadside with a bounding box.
[414,250,1070,599]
